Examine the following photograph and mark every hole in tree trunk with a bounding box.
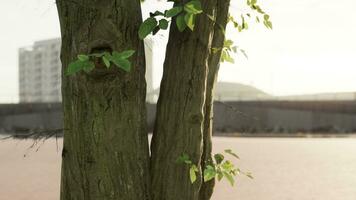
[86,45,121,80]
[90,46,113,69]
[90,46,113,54]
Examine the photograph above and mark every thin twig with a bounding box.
[1,129,64,156]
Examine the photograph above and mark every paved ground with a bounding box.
[1,137,356,200]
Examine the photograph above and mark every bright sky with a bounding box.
[0,0,355,102]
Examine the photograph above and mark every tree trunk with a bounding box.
[150,1,217,200]
[199,1,231,199]
[57,1,151,199]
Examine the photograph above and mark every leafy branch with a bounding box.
[247,0,273,29]
[212,39,248,64]
[229,0,272,32]
[217,0,272,63]
[177,149,253,186]
[138,0,203,39]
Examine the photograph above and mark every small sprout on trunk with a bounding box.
[66,50,135,75]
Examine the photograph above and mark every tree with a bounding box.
[57,0,270,199]
[57,1,150,199]
[150,1,230,199]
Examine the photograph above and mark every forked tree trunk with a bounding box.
[199,1,231,199]
[150,1,217,200]
[58,0,232,199]
[57,1,151,199]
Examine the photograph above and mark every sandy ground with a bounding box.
[0,138,61,200]
[1,136,356,200]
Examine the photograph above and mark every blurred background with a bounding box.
[1,0,356,200]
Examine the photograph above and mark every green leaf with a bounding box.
[82,61,95,73]
[119,60,131,72]
[231,168,241,176]
[263,20,268,28]
[112,58,131,72]
[221,160,234,172]
[223,171,235,186]
[232,46,238,53]
[150,11,164,17]
[139,17,158,39]
[184,0,203,14]
[225,55,235,63]
[224,149,240,159]
[152,26,160,35]
[243,22,248,30]
[203,165,216,182]
[190,165,198,183]
[240,49,249,59]
[214,153,224,164]
[165,6,183,18]
[263,14,270,21]
[222,50,235,63]
[206,165,215,170]
[177,153,190,164]
[102,56,110,68]
[263,20,273,29]
[159,19,169,30]
[185,160,192,164]
[77,54,89,61]
[241,14,245,24]
[244,172,254,179]
[113,50,135,59]
[176,14,187,32]
[221,50,226,62]
[251,0,257,5]
[233,22,238,28]
[224,40,234,48]
[254,5,265,14]
[211,47,221,54]
[227,54,234,63]
[104,52,113,60]
[256,16,260,23]
[184,13,196,31]
[193,164,199,172]
[66,60,85,75]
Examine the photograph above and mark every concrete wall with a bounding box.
[1,101,356,134]
[0,104,62,132]
[212,101,356,133]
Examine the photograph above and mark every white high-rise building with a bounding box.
[144,35,167,103]
[144,37,155,103]
[19,38,62,103]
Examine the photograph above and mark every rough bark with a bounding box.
[199,1,231,199]
[57,1,151,200]
[150,1,217,200]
